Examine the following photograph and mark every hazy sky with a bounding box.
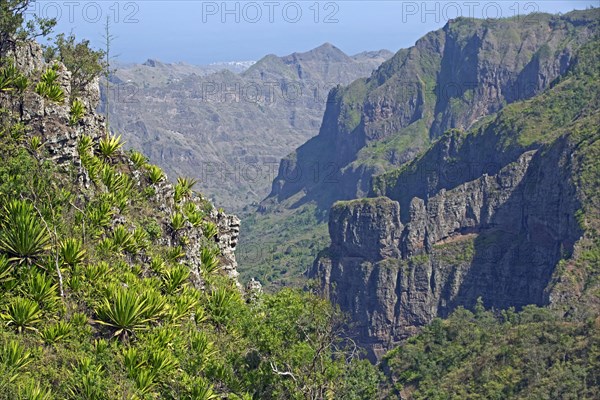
[31,1,596,64]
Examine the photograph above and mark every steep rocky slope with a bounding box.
[1,41,242,288]
[266,10,598,210]
[312,35,600,359]
[107,44,391,211]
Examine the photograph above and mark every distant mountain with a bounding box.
[105,44,391,211]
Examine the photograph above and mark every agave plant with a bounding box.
[40,320,72,344]
[139,289,166,322]
[87,201,114,229]
[200,248,220,276]
[68,357,106,400]
[147,165,165,184]
[111,225,135,253]
[29,136,43,153]
[95,288,153,338]
[173,177,198,203]
[40,68,59,85]
[206,287,239,328]
[98,134,124,160]
[60,238,86,267]
[0,199,51,266]
[131,228,149,252]
[1,297,43,333]
[148,348,178,377]
[165,245,186,263]
[167,291,198,323]
[132,367,157,396]
[13,75,28,93]
[182,202,197,217]
[0,340,32,385]
[161,264,190,295]
[149,257,166,274]
[69,98,85,126]
[187,211,204,228]
[23,271,60,311]
[170,212,187,232]
[202,221,218,239]
[100,164,129,193]
[0,255,14,283]
[77,134,94,157]
[70,312,88,327]
[186,377,218,400]
[18,378,53,400]
[83,262,112,282]
[129,150,148,169]
[35,81,65,103]
[0,63,18,91]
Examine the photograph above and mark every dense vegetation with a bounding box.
[238,205,328,290]
[0,6,379,397]
[0,66,376,400]
[383,303,600,399]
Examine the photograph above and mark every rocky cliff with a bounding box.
[266,10,599,211]
[1,41,242,289]
[311,13,600,360]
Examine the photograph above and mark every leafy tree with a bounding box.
[0,0,56,56]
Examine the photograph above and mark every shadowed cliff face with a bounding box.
[265,11,598,212]
[311,15,600,360]
[314,128,591,360]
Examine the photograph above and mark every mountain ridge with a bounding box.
[108,43,392,212]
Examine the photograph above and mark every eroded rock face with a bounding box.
[313,131,585,360]
[329,197,403,260]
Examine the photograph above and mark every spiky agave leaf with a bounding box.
[0,199,51,266]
